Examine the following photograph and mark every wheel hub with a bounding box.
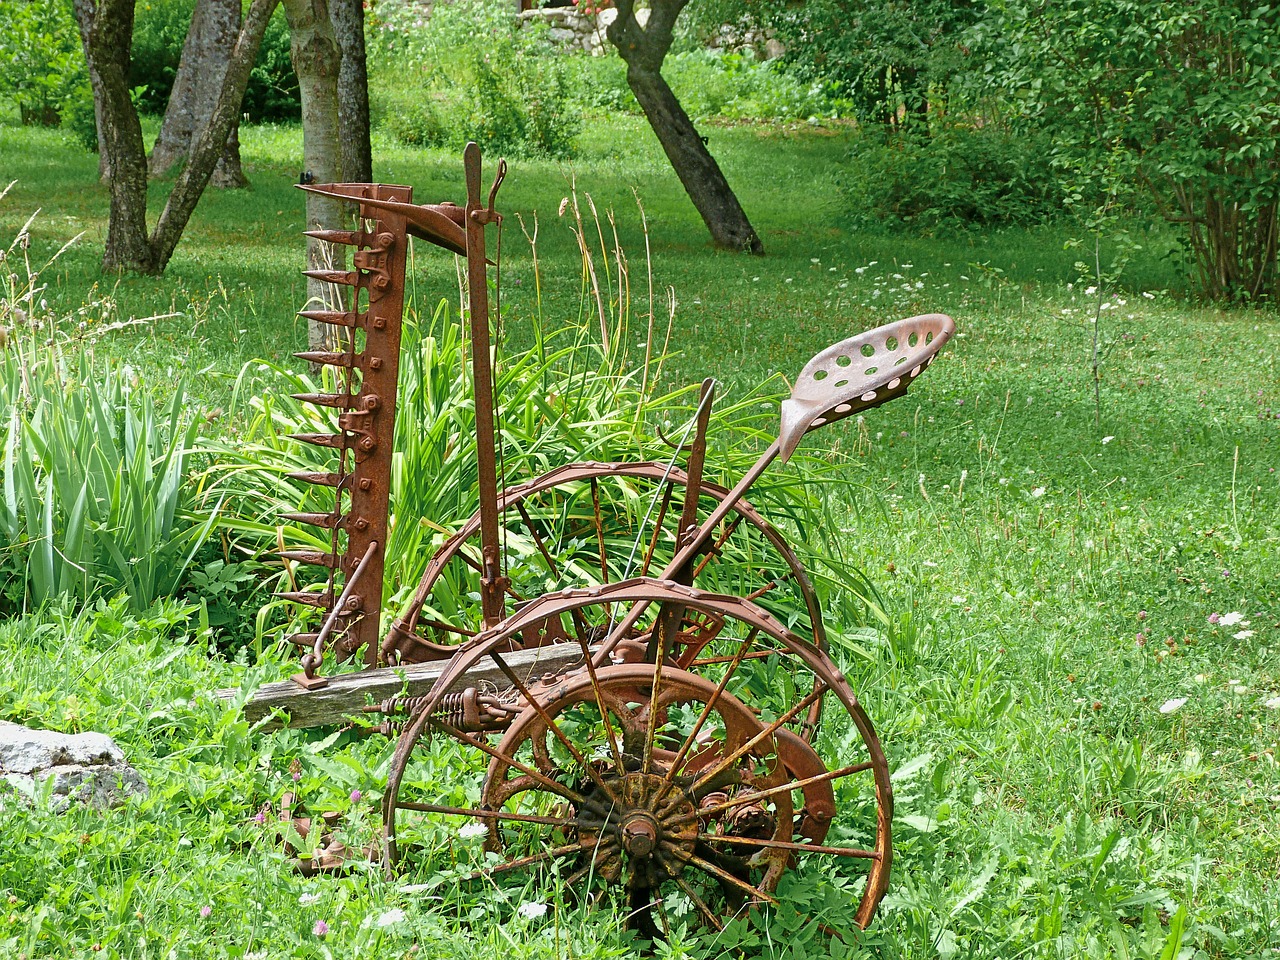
[578,771,698,885]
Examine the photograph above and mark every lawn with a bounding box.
[1,113,1278,958]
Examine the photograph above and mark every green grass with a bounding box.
[1,113,1278,957]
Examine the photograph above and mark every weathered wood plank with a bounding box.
[215,645,585,732]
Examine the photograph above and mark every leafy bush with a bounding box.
[0,0,90,126]
[839,124,1065,233]
[0,214,218,613]
[370,0,580,158]
[130,0,299,121]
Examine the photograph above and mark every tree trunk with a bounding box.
[329,0,372,183]
[74,0,278,274]
[282,0,346,351]
[607,0,763,254]
[150,0,248,187]
[74,0,156,271]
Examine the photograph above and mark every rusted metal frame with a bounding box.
[458,838,605,881]
[462,143,509,631]
[295,538,380,687]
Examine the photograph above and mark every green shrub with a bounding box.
[0,0,89,127]
[839,124,1065,233]
[369,0,580,158]
[0,217,218,613]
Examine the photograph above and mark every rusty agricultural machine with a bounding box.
[277,143,955,938]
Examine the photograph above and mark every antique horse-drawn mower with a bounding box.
[273,143,954,937]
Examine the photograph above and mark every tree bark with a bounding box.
[74,0,155,271]
[282,0,346,351]
[607,0,763,254]
[329,0,372,183]
[73,0,278,273]
[150,0,249,187]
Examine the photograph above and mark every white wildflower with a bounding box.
[458,821,489,840]
[376,908,406,928]
[517,902,548,920]
[1264,697,1280,710]
[1219,611,1246,626]
[299,893,321,905]
[1101,436,1115,445]
[1234,630,1255,640]
[1159,697,1187,715]
[1031,486,1046,498]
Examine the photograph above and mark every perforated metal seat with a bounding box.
[779,313,955,461]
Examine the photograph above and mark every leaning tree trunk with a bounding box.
[607,0,762,254]
[150,0,248,187]
[330,0,372,184]
[282,0,346,351]
[148,0,279,269]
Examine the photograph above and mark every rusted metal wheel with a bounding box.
[384,584,891,936]
[382,462,826,665]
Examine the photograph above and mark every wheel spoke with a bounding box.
[655,627,759,801]
[670,761,876,828]
[638,480,674,579]
[701,834,881,860]
[670,849,781,908]
[490,651,622,804]
[689,514,743,579]
[461,838,610,881]
[672,682,830,806]
[515,500,560,579]
[425,716,589,809]
[590,478,608,584]
[673,876,725,931]
[396,802,576,830]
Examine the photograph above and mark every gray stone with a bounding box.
[764,37,786,60]
[0,720,147,810]
[547,27,576,42]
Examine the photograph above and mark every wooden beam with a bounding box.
[214,644,585,732]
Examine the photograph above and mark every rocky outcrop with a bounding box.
[0,721,148,810]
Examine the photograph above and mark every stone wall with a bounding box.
[516,6,782,60]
